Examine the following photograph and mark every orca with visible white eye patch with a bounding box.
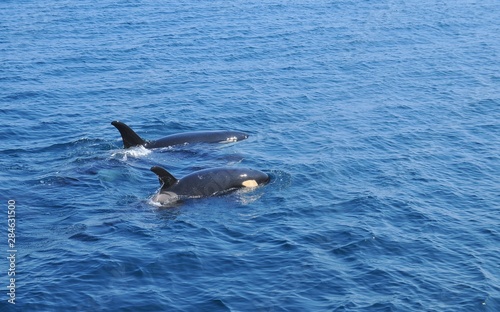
[111,121,249,149]
[150,166,270,205]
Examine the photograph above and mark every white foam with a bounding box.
[111,146,151,160]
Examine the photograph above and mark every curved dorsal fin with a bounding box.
[150,166,178,189]
[111,121,147,148]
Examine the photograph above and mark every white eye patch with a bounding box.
[242,180,258,187]
[221,136,238,143]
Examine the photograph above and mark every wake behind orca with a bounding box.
[150,166,270,205]
[111,121,249,149]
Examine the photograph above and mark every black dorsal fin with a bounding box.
[150,166,178,189]
[111,121,147,148]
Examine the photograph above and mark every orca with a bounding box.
[111,121,249,149]
[150,166,270,205]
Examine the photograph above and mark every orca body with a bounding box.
[111,121,249,149]
[150,166,270,205]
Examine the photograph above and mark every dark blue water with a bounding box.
[1,0,499,311]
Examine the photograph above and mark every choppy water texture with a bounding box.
[1,0,499,311]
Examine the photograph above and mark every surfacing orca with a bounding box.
[150,166,270,205]
[111,121,249,149]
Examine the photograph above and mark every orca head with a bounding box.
[225,131,250,143]
[237,169,270,188]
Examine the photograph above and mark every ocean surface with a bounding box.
[1,0,499,311]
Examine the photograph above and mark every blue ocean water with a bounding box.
[1,0,499,311]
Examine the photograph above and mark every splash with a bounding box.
[111,146,151,161]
